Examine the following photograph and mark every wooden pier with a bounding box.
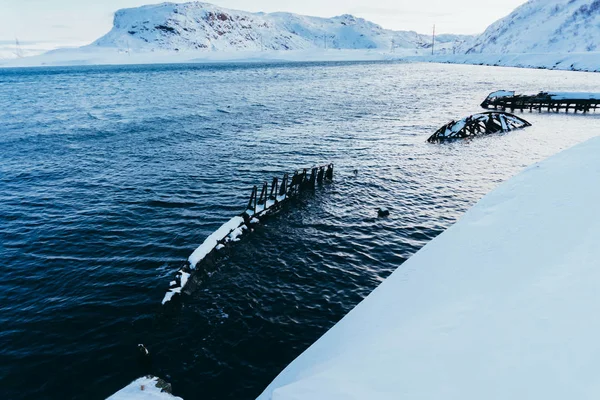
[481,91,600,113]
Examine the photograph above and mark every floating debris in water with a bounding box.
[427,112,531,143]
[377,208,390,218]
[138,344,149,356]
[162,164,334,305]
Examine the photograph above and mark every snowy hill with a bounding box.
[414,0,600,72]
[0,2,476,67]
[90,2,469,54]
[466,0,600,54]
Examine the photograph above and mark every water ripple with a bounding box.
[1,61,600,400]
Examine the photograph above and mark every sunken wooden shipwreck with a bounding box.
[162,164,334,305]
[481,90,600,113]
[427,111,531,143]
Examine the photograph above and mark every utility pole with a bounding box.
[431,24,436,56]
[453,39,459,55]
[14,38,24,58]
[323,34,335,50]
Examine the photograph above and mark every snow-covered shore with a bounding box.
[411,52,600,73]
[3,47,600,73]
[258,135,600,400]
[0,48,405,68]
[108,376,182,399]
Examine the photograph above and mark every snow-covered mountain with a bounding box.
[91,2,470,53]
[466,0,600,54]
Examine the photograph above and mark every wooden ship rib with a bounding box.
[427,112,531,143]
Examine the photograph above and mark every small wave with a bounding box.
[146,200,198,208]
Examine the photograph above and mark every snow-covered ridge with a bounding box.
[466,0,600,54]
[258,135,600,399]
[91,2,471,54]
[417,0,600,72]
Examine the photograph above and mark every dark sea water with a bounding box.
[1,61,599,400]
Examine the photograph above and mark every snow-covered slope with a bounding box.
[413,52,600,73]
[108,376,182,399]
[90,2,469,54]
[258,135,600,399]
[412,0,600,72]
[466,0,600,54]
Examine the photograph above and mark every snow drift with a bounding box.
[258,135,600,399]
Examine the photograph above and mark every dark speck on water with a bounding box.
[1,61,600,399]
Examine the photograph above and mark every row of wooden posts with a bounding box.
[246,164,334,215]
[482,97,600,114]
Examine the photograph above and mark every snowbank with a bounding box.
[258,135,600,400]
[108,376,182,399]
[411,52,600,72]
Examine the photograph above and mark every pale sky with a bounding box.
[1,0,528,48]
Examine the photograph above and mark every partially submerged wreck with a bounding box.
[427,111,531,143]
[162,164,334,305]
[481,90,600,113]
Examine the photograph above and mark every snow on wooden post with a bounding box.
[161,164,334,306]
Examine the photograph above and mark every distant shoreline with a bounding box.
[2,49,599,74]
[0,48,397,69]
[410,52,600,73]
